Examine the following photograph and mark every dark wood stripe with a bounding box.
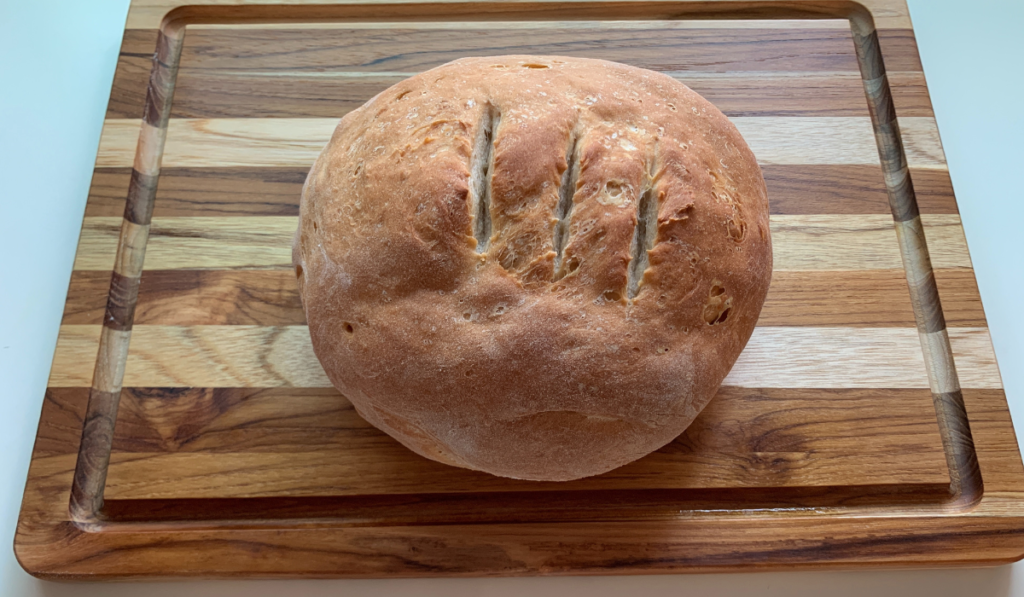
[51,389,1009,473]
[763,165,954,215]
[61,268,985,327]
[136,270,301,325]
[886,166,918,222]
[103,271,141,331]
[108,386,942,455]
[888,186,921,223]
[164,71,932,120]
[69,388,121,522]
[961,389,1024,466]
[933,390,984,505]
[101,483,952,527]
[870,72,898,126]
[178,28,865,73]
[142,75,165,128]
[875,123,922,222]
[34,388,89,457]
[53,388,1000,456]
[99,386,946,499]
[934,268,987,327]
[912,266,947,334]
[875,22,924,73]
[142,30,180,128]
[83,166,958,218]
[124,170,158,225]
[854,29,886,81]
[763,269,977,328]
[106,29,159,120]
[107,28,926,119]
[42,392,950,523]
[873,120,909,173]
[87,167,306,217]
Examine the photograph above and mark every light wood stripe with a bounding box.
[728,327,999,390]
[767,214,969,271]
[71,214,973,272]
[124,1,913,31]
[123,170,159,224]
[91,328,133,393]
[47,325,1002,389]
[95,117,947,169]
[112,220,150,278]
[131,123,166,177]
[895,215,947,332]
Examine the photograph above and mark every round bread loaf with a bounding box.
[294,56,772,481]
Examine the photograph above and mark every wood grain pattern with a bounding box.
[58,268,987,327]
[95,116,947,168]
[107,387,942,456]
[69,214,973,271]
[104,21,929,121]
[170,27,873,73]
[34,385,952,499]
[83,165,959,217]
[99,448,948,499]
[169,70,934,119]
[94,385,947,499]
[46,324,1001,389]
[120,0,918,30]
[17,0,1024,579]
[109,27,931,119]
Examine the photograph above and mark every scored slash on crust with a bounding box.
[469,104,500,253]
[552,125,581,281]
[469,103,663,302]
[627,144,660,300]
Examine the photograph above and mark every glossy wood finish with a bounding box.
[16,0,1024,580]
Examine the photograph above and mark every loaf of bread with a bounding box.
[294,56,772,481]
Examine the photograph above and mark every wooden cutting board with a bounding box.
[16,0,1024,579]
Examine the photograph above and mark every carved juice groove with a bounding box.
[849,14,981,506]
[469,104,499,253]
[552,128,580,279]
[69,24,186,526]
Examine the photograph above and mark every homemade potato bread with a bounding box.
[294,56,772,481]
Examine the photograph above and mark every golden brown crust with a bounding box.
[295,56,772,481]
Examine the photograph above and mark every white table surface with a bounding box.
[2,0,1022,593]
